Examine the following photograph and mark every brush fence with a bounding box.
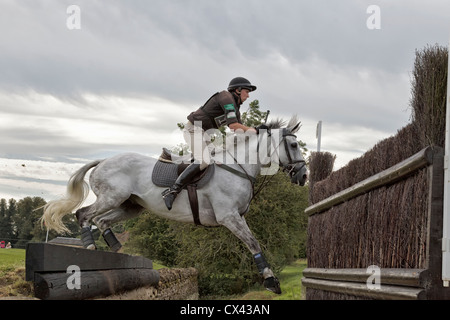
[302,146,450,299]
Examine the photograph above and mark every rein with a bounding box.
[216,162,256,184]
[218,128,305,206]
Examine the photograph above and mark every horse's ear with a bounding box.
[289,122,301,133]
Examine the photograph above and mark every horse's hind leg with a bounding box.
[75,195,130,250]
[93,199,144,252]
[75,205,97,249]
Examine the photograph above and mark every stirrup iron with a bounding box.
[162,188,179,211]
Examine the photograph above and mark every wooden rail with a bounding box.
[26,243,160,300]
[302,278,425,300]
[302,268,429,300]
[303,268,429,288]
[305,146,434,216]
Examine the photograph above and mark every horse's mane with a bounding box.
[266,115,300,132]
[211,115,301,155]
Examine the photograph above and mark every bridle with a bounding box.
[226,127,306,181]
[279,128,307,180]
[221,127,307,213]
[258,128,306,178]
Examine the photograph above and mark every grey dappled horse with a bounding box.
[41,116,307,294]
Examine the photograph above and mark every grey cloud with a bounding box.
[0,1,449,160]
[1,0,448,106]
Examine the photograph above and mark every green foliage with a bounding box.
[13,197,46,248]
[125,213,178,266]
[241,100,269,127]
[242,100,308,156]
[0,199,14,244]
[250,171,309,262]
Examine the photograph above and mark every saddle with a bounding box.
[152,148,215,226]
[152,148,214,188]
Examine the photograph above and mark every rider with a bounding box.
[162,77,258,210]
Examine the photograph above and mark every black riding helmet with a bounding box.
[228,77,257,92]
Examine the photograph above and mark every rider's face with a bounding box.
[239,89,250,102]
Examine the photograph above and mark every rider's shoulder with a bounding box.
[216,90,234,103]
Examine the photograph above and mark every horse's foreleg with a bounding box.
[217,213,282,294]
[253,252,281,294]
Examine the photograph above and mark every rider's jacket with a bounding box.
[187,90,241,130]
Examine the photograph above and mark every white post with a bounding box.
[316,121,322,152]
[442,41,450,287]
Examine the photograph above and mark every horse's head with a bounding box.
[266,116,308,186]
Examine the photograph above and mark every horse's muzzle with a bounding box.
[290,163,308,186]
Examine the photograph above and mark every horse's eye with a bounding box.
[291,142,298,148]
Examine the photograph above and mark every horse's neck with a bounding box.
[224,134,262,177]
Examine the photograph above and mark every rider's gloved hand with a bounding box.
[254,124,269,134]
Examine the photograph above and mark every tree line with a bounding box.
[0,197,78,249]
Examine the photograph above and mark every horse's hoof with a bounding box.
[264,276,282,294]
[86,244,96,250]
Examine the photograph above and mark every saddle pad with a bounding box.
[151,160,215,188]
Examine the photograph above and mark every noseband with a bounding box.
[279,128,306,178]
[225,128,306,185]
[258,128,306,177]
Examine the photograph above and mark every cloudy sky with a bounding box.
[0,0,449,203]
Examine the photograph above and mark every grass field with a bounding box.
[0,248,306,300]
[0,248,32,297]
[0,248,26,269]
[228,259,307,300]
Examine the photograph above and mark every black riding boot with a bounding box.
[162,163,202,210]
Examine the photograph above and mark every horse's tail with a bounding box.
[41,160,102,234]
